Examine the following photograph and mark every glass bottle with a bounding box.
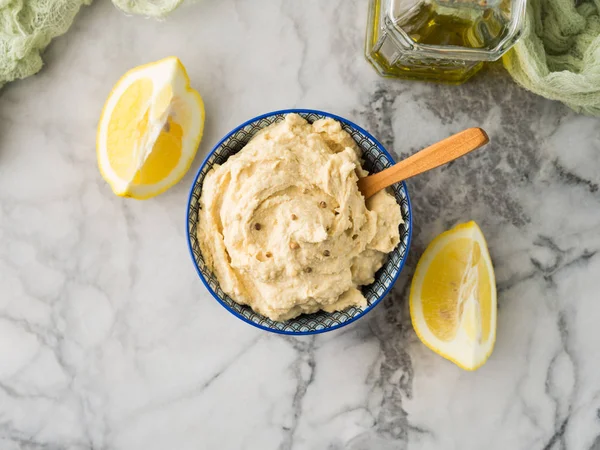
[366,0,527,83]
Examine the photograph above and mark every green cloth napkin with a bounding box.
[503,0,600,116]
[0,0,182,88]
[2,0,600,117]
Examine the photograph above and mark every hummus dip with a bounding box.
[198,114,402,321]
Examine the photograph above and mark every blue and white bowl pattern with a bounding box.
[187,109,412,335]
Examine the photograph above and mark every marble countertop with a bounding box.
[2,1,600,449]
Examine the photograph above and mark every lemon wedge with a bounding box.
[410,221,497,371]
[97,57,204,199]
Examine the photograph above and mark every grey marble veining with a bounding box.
[1,0,599,449]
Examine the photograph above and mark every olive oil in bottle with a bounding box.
[365,0,523,83]
[402,4,476,47]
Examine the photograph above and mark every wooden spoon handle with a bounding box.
[358,128,489,199]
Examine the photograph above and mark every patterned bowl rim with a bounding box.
[186,108,413,335]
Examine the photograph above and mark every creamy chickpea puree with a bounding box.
[198,114,402,321]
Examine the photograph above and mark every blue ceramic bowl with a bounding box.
[186,109,412,335]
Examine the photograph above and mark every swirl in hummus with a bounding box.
[198,114,402,321]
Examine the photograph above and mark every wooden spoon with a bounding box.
[357,128,489,199]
